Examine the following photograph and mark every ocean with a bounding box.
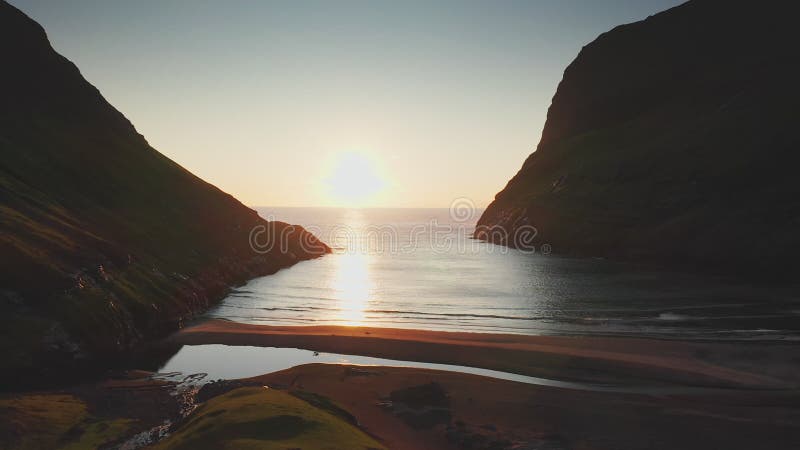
[203,207,800,340]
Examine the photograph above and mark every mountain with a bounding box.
[0,1,329,385]
[476,0,800,278]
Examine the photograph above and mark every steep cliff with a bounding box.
[476,0,799,277]
[0,1,328,385]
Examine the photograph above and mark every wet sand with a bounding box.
[6,320,798,449]
[251,363,800,450]
[172,319,800,388]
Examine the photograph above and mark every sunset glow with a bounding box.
[324,152,385,207]
[4,1,795,448]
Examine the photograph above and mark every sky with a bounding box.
[10,0,684,208]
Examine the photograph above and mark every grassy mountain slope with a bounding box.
[476,0,800,277]
[152,387,385,450]
[0,1,328,385]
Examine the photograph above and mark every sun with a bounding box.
[324,152,385,207]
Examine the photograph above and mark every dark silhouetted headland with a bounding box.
[0,1,328,386]
[476,0,800,278]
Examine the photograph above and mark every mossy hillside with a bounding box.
[477,0,800,276]
[0,394,134,450]
[0,0,329,384]
[153,387,385,450]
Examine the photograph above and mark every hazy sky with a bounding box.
[11,0,683,207]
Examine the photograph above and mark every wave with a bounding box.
[657,312,690,321]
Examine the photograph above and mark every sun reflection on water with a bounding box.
[331,252,372,325]
[329,210,373,326]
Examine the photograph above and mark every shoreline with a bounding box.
[246,363,800,450]
[5,320,799,450]
[171,319,800,389]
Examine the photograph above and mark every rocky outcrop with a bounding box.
[0,1,329,387]
[476,0,799,277]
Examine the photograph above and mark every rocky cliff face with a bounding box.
[0,1,329,386]
[476,0,799,277]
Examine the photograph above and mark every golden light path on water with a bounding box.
[331,252,371,325]
[328,209,373,326]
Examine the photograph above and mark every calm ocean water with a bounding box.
[204,207,800,340]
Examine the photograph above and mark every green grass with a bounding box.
[0,393,134,450]
[153,387,385,450]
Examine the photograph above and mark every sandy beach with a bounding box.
[162,319,800,449]
[172,319,800,389]
[248,363,800,450]
[4,320,799,449]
